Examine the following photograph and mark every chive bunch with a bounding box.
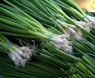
[0,0,95,78]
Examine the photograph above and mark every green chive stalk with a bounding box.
[69,67,88,78]
[75,62,95,78]
[72,39,95,55]
[60,0,85,15]
[68,57,95,78]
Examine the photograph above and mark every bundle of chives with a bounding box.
[58,0,95,28]
[65,55,95,77]
[4,0,95,41]
[18,38,75,68]
[0,53,65,78]
[7,51,95,78]
[55,0,93,32]
[54,0,95,44]
[6,0,84,40]
[3,0,95,59]
[40,0,92,29]
[0,38,74,77]
[29,0,86,40]
[26,39,95,78]
[1,1,95,55]
[0,1,72,53]
[0,36,95,78]
[0,34,34,66]
[0,1,95,78]
[38,0,95,45]
[55,0,87,21]
[72,39,95,55]
[6,0,64,32]
[19,34,77,63]
[0,37,78,77]
[29,0,93,40]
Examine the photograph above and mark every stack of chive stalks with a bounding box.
[7,0,95,41]
[0,0,95,78]
[1,37,95,78]
[0,0,72,53]
[0,34,33,66]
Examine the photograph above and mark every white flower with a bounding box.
[50,34,72,53]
